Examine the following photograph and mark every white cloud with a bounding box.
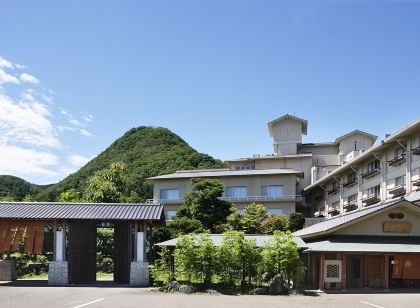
[20,73,40,84]
[0,55,95,183]
[69,154,92,167]
[15,64,26,69]
[0,93,60,148]
[0,144,59,178]
[78,128,92,137]
[0,57,14,69]
[0,69,19,84]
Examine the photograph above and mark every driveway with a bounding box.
[1,281,420,308]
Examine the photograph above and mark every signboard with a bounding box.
[383,222,411,233]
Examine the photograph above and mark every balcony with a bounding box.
[388,154,406,167]
[314,210,325,218]
[343,178,357,188]
[219,195,303,202]
[362,193,380,206]
[413,146,420,156]
[413,179,420,189]
[315,194,325,201]
[388,185,406,197]
[343,201,358,212]
[362,168,381,179]
[146,198,183,204]
[327,187,339,195]
[328,207,340,216]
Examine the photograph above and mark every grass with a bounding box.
[96,271,113,281]
[19,272,48,280]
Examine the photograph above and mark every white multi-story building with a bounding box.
[148,114,420,221]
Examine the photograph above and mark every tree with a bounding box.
[58,188,81,202]
[260,231,305,288]
[289,212,305,232]
[83,162,127,203]
[170,178,233,234]
[261,214,289,234]
[239,203,268,234]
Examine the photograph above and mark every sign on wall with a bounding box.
[383,222,411,233]
[324,260,342,283]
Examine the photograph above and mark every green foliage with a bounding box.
[175,234,218,287]
[58,188,81,202]
[84,162,128,203]
[149,246,173,284]
[260,231,305,288]
[289,212,306,232]
[98,257,114,273]
[170,178,233,234]
[261,214,289,234]
[34,127,225,201]
[147,227,173,263]
[218,231,260,289]
[97,228,114,258]
[0,175,50,201]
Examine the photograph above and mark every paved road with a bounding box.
[1,282,420,308]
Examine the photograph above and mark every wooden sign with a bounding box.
[383,222,411,233]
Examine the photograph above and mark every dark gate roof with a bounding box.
[0,202,164,221]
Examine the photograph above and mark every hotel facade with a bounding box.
[149,114,420,290]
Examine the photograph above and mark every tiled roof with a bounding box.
[156,234,307,249]
[0,202,164,221]
[304,236,420,253]
[294,197,415,239]
[148,168,303,180]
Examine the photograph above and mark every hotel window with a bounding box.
[268,208,284,215]
[367,160,380,172]
[261,185,283,197]
[368,185,380,196]
[395,175,406,187]
[160,189,180,200]
[226,186,248,198]
[354,141,358,151]
[348,194,357,204]
[235,164,255,170]
[165,210,177,221]
[347,171,357,182]
[331,201,339,209]
[395,146,405,158]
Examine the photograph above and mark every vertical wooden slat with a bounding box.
[0,221,10,252]
[384,255,390,288]
[4,222,18,253]
[342,253,347,289]
[33,222,46,254]
[319,253,325,290]
[24,221,36,253]
[10,222,26,252]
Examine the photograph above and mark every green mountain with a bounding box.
[34,126,225,201]
[0,175,51,201]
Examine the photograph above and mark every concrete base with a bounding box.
[0,260,17,281]
[48,261,69,286]
[129,262,150,286]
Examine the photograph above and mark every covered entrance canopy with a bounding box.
[0,202,164,286]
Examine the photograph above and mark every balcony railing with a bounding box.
[362,193,380,206]
[327,187,339,195]
[146,198,183,204]
[328,207,340,215]
[219,195,303,202]
[388,185,406,197]
[149,195,303,204]
[362,168,381,179]
[343,201,358,211]
[413,146,420,156]
[314,211,325,218]
[315,194,325,201]
[413,179,420,188]
[343,178,357,188]
[388,154,406,167]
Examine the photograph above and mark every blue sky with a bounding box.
[0,1,419,184]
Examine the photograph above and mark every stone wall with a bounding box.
[129,261,149,286]
[48,261,69,286]
[0,260,16,281]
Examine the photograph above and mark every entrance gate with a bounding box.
[0,202,164,286]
